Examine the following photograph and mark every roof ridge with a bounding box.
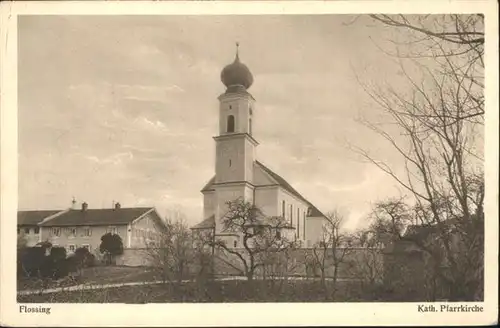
[255,160,325,218]
[38,207,155,227]
[38,209,70,225]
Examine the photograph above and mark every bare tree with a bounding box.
[311,210,354,300]
[213,198,296,282]
[349,229,385,290]
[351,14,485,301]
[368,14,484,125]
[366,196,483,301]
[145,218,192,284]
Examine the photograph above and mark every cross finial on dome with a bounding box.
[235,42,240,60]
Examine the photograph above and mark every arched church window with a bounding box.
[297,214,300,239]
[282,200,285,218]
[303,211,306,238]
[249,118,252,135]
[227,115,235,133]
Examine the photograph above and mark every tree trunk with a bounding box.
[332,265,339,301]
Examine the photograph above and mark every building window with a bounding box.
[233,240,238,248]
[229,105,232,110]
[68,244,76,253]
[82,244,91,252]
[282,200,285,218]
[227,115,235,133]
[70,228,77,238]
[297,208,300,236]
[229,159,232,167]
[24,227,30,234]
[249,106,253,115]
[107,226,118,235]
[52,227,61,237]
[249,118,252,135]
[297,215,300,239]
[83,227,92,237]
[34,227,40,234]
[290,204,293,225]
[303,211,306,239]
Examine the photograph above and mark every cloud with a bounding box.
[18,15,421,227]
[82,152,134,166]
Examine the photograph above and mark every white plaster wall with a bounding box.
[203,191,215,220]
[130,213,163,248]
[18,227,41,247]
[219,94,254,135]
[215,184,253,234]
[254,186,279,217]
[305,216,325,247]
[244,139,255,183]
[215,138,245,183]
[277,188,309,241]
[253,164,275,185]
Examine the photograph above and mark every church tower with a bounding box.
[213,44,258,234]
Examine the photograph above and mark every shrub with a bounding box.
[18,247,46,278]
[73,247,96,268]
[99,233,124,265]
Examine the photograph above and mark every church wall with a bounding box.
[218,94,254,135]
[215,138,246,183]
[202,191,215,220]
[244,139,255,183]
[215,184,254,234]
[254,186,279,217]
[277,188,309,241]
[253,164,276,185]
[305,216,325,247]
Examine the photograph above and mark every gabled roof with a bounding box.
[39,207,155,227]
[191,215,215,230]
[199,162,326,219]
[255,161,325,218]
[18,210,62,226]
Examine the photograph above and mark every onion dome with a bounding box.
[220,43,254,90]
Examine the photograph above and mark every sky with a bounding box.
[18,15,415,230]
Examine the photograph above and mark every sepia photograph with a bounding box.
[1,1,498,326]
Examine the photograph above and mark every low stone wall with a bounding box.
[211,247,384,281]
[111,246,384,284]
[115,248,151,267]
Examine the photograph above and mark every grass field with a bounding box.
[17,280,394,303]
[17,266,157,291]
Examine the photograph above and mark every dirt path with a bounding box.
[17,276,359,296]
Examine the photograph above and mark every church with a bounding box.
[191,45,327,248]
